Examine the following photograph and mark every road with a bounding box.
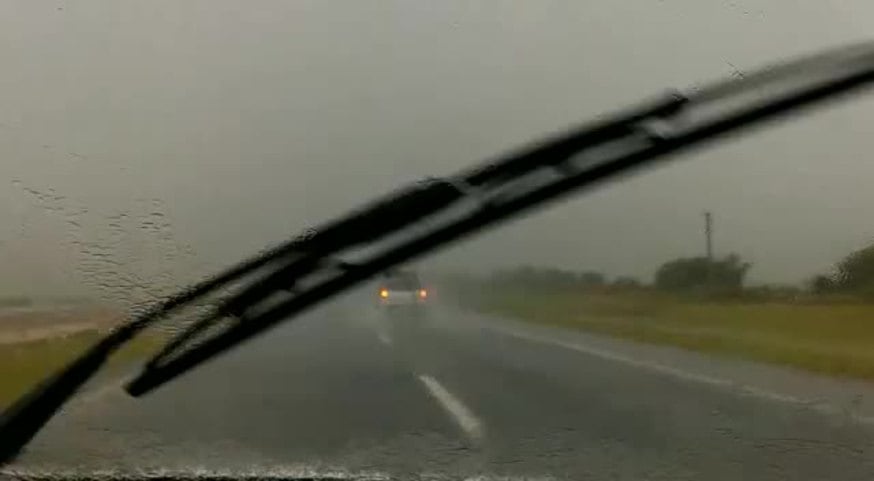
[6,298,874,480]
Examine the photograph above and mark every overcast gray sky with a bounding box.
[1,1,874,301]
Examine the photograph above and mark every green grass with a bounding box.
[475,289,874,380]
[0,330,165,409]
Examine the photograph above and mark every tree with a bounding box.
[612,276,641,288]
[578,271,606,286]
[807,274,836,294]
[835,244,874,292]
[654,254,751,292]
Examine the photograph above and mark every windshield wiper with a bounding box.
[4,41,874,465]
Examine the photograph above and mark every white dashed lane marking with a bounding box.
[418,374,484,442]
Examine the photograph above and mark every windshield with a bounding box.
[383,273,423,291]
[4,2,874,480]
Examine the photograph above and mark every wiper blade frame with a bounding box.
[127,42,874,395]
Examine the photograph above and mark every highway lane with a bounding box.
[7,300,874,480]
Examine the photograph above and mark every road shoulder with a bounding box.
[451,307,874,423]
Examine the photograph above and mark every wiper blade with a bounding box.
[126,41,874,393]
[3,41,874,466]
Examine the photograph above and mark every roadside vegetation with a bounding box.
[0,296,33,308]
[0,327,165,409]
[449,242,874,381]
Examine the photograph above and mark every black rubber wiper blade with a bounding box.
[4,41,874,466]
[126,42,874,396]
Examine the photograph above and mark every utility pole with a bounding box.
[704,211,713,261]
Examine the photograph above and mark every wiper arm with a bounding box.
[4,41,874,466]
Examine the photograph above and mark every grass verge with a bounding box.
[0,330,166,409]
[475,289,874,381]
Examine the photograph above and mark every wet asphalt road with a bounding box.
[8,301,874,480]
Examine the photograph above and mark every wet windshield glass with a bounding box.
[4,1,874,480]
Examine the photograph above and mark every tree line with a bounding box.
[488,265,641,290]
[486,239,874,299]
[488,253,751,294]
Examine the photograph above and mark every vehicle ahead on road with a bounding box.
[377,270,429,311]
[2,37,874,480]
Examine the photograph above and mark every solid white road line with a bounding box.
[418,374,484,442]
[377,331,392,346]
[497,328,874,426]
